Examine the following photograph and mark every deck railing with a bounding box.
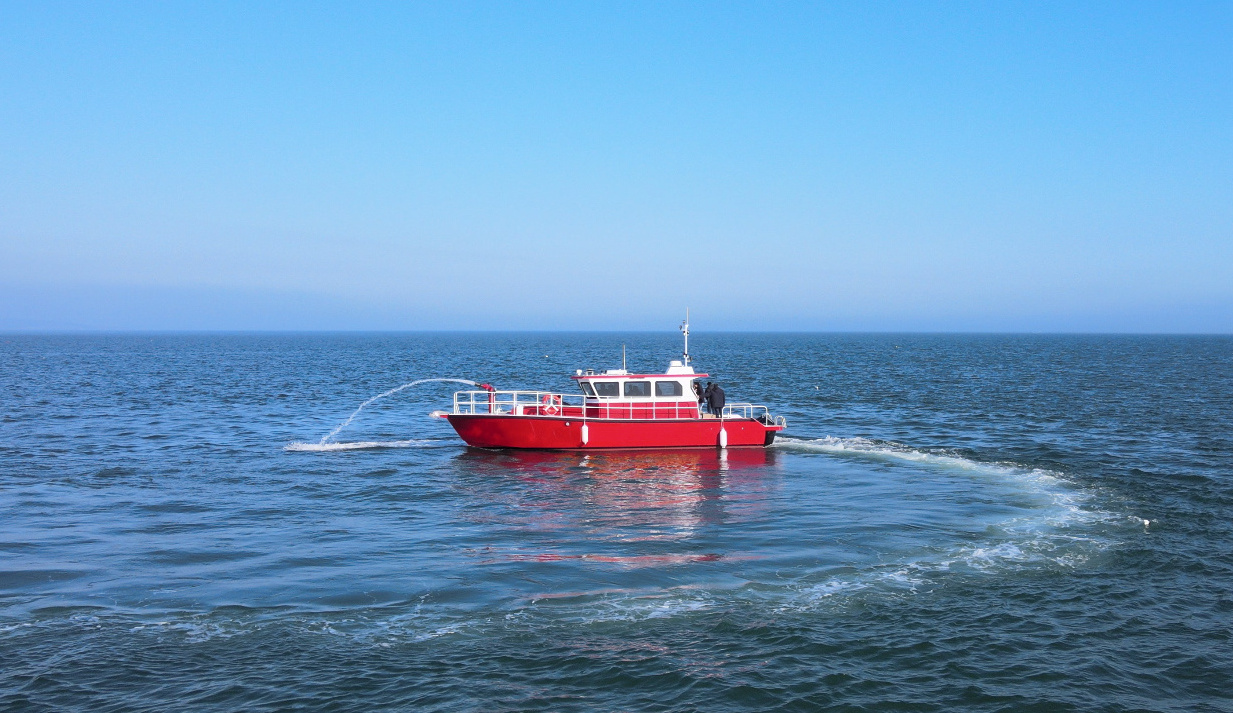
[453,390,784,425]
[721,402,788,427]
[452,390,700,419]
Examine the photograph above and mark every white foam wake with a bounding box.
[773,435,1086,510]
[773,435,1032,475]
[773,436,1083,496]
[769,435,1119,597]
[285,440,433,452]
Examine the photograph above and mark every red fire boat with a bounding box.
[434,315,786,450]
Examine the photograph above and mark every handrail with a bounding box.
[452,390,783,426]
[720,402,765,419]
[451,389,701,420]
[453,390,584,416]
[721,402,787,427]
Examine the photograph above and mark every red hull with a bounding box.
[447,414,781,450]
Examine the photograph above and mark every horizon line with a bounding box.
[3,329,1231,337]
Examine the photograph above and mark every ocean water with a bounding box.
[1,333,1231,712]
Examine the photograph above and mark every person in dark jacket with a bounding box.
[702,382,715,415]
[707,383,725,417]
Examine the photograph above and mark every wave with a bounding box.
[764,435,1124,610]
[773,434,1107,513]
[555,591,714,623]
[11,435,1134,639]
[284,439,437,452]
[772,435,1086,512]
[774,435,1046,475]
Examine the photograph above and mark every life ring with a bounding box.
[541,393,562,416]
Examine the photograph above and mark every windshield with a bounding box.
[593,382,619,397]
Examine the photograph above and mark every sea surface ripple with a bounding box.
[1,333,1231,711]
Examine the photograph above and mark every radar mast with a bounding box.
[680,309,691,365]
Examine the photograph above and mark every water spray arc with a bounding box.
[318,378,478,444]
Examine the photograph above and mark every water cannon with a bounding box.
[478,383,496,392]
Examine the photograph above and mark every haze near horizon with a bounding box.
[2,2,1230,332]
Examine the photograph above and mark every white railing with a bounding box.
[721,402,787,427]
[453,390,584,416]
[452,390,703,420]
[452,390,784,425]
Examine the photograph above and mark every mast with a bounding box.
[680,308,691,365]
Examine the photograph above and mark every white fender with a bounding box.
[581,423,589,445]
[718,426,728,448]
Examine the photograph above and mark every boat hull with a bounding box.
[446,414,781,450]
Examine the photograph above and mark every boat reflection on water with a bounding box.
[452,448,780,556]
[456,446,778,476]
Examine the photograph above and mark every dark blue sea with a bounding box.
[2,333,1231,712]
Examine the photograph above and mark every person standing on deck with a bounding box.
[708,383,726,417]
[702,382,714,416]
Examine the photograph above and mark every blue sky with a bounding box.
[2,2,1230,331]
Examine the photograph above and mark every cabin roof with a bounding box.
[571,372,709,380]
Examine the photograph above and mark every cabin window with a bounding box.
[580,382,596,396]
[624,381,652,398]
[593,382,619,397]
[655,381,683,397]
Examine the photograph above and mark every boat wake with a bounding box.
[763,435,1127,605]
[772,435,1101,520]
[772,435,1084,506]
[774,435,1044,473]
[284,439,438,452]
[263,435,1132,633]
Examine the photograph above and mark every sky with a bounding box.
[1,1,1230,332]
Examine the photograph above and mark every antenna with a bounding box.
[622,344,627,371]
[680,308,691,365]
